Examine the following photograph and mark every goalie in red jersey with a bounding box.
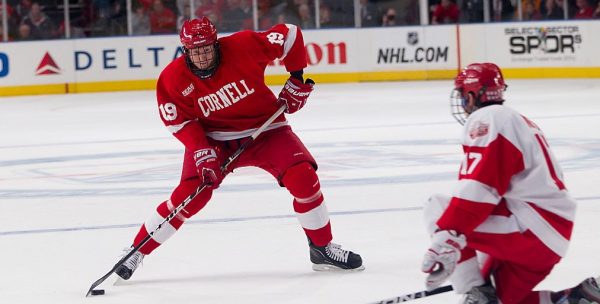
[115,17,364,280]
[421,63,600,304]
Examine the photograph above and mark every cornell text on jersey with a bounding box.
[198,79,255,117]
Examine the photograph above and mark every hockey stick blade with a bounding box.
[369,285,453,304]
[85,105,286,297]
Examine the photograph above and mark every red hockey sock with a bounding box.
[283,163,332,247]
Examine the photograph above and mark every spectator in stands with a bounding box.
[256,0,276,30]
[21,2,56,39]
[544,0,565,19]
[18,23,33,40]
[381,7,398,26]
[493,0,514,21]
[431,0,460,24]
[594,0,600,18]
[319,3,333,27]
[513,0,537,18]
[297,3,315,29]
[359,0,378,27]
[58,20,87,38]
[132,3,151,35]
[461,0,484,22]
[275,0,301,26]
[573,0,594,18]
[194,0,219,25]
[94,0,111,19]
[319,2,346,28]
[138,0,153,10]
[107,0,127,35]
[220,0,251,32]
[404,0,421,25]
[15,0,33,21]
[523,0,543,19]
[149,0,177,33]
[177,3,191,30]
[323,0,354,27]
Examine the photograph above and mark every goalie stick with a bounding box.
[86,105,287,297]
[369,285,453,304]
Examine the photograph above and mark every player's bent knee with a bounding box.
[282,162,319,198]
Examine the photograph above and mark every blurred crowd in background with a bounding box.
[1,0,599,41]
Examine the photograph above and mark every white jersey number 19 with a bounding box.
[159,103,178,121]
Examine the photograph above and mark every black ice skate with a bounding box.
[115,247,144,280]
[309,240,364,271]
[462,282,499,304]
[558,277,600,304]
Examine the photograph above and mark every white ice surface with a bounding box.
[1,79,599,304]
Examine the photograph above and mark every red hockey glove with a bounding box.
[193,148,223,188]
[421,230,466,290]
[277,77,315,114]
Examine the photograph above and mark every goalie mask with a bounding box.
[451,63,507,125]
[180,17,220,79]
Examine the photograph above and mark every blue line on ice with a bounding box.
[0,196,598,237]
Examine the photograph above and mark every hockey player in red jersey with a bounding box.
[421,63,600,303]
[114,17,364,280]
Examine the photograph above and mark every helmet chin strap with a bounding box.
[184,43,221,79]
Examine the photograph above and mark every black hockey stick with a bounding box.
[369,285,453,304]
[85,105,287,297]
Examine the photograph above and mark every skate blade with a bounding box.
[312,264,365,272]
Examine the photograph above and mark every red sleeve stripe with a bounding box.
[280,24,298,60]
[437,197,496,234]
[534,134,566,190]
[453,179,502,206]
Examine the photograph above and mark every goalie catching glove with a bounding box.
[193,148,224,188]
[278,77,315,114]
[421,229,467,290]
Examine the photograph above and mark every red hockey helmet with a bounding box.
[180,17,217,49]
[180,17,220,79]
[451,63,507,124]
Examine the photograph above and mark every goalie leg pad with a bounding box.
[282,162,332,246]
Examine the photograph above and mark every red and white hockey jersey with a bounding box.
[437,104,576,257]
[155,24,307,151]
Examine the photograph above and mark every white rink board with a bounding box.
[0,26,458,87]
[1,21,599,90]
